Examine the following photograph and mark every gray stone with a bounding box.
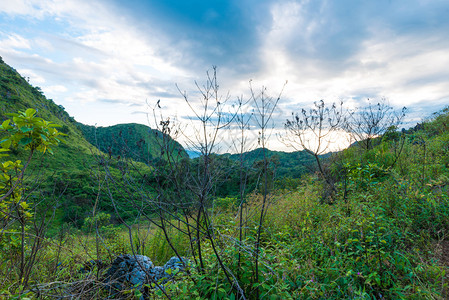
[152,266,165,280]
[104,254,190,297]
[104,254,154,292]
[163,256,189,278]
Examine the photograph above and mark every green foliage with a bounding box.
[344,162,389,193]
[0,108,64,296]
[0,108,64,222]
[82,212,111,232]
[1,108,65,154]
[76,122,188,163]
[164,107,449,299]
[213,196,238,210]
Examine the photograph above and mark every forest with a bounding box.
[1,58,449,299]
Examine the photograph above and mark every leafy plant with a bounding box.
[0,108,64,293]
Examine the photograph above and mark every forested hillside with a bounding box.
[77,122,188,164]
[0,56,96,159]
[0,58,186,226]
[224,148,316,178]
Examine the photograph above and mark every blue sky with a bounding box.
[1,0,449,151]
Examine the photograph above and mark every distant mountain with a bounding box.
[186,149,201,158]
[77,122,188,163]
[222,148,316,179]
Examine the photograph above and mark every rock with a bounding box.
[103,254,190,297]
[156,256,190,284]
[104,254,154,292]
[163,256,189,275]
[152,266,165,280]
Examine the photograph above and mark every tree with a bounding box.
[228,94,253,280]
[345,99,406,151]
[1,108,65,203]
[250,82,283,298]
[283,100,345,200]
[174,67,245,295]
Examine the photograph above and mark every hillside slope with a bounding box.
[77,122,188,163]
[0,57,95,158]
[0,57,184,225]
[223,147,317,178]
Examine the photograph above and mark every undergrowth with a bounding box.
[1,103,449,298]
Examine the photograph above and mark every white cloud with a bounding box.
[251,0,449,126]
[16,68,45,84]
[0,0,39,16]
[43,85,67,93]
[0,33,31,49]
[0,0,196,125]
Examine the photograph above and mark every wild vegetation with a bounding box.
[1,59,449,299]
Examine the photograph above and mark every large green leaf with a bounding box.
[20,126,33,133]
[25,108,36,117]
[1,119,11,129]
[1,139,12,149]
[18,137,32,147]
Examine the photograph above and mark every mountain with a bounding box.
[77,122,188,163]
[186,149,201,158]
[0,56,97,166]
[0,57,186,226]
[223,147,316,179]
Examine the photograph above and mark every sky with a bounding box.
[1,0,449,152]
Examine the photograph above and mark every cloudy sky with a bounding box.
[1,0,449,151]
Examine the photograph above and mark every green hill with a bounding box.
[76,122,188,164]
[0,57,185,226]
[223,147,317,178]
[0,57,94,156]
